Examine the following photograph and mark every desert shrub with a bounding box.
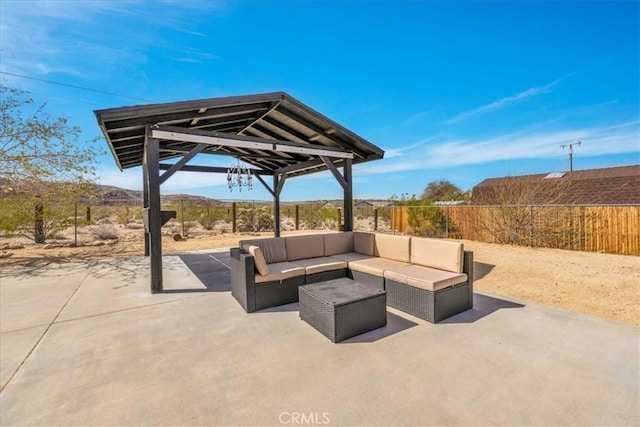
[213,220,231,234]
[198,205,231,230]
[391,193,452,238]
[0,196,75,243]
[237,206,273,232]
[298,205,323,229]
[114,206,142,225]
[321,208,340,230]
[201,218,216,231]
[91,224,119,240]
[280,217,296,231]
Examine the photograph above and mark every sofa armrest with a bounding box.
[230,247,257,312]
[463,250,474,290]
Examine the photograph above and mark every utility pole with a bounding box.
[561,140,581,172]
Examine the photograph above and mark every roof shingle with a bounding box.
[472,165,640,205]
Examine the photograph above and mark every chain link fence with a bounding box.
[1,198,638,255]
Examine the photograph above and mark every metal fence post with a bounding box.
[374,208,378,231]
[181,199,185,237]
[252,200,256,232]
[232,202,237,233]
[74,201,78,246]
[529,205,534,247]
[445,205,449,238]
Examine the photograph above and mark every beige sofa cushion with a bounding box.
[255,262,305,284]
[324,232,354,256]
[242,244,269,275]
[384,265,467,292]
[349,257,411,277]
[285,234,325,261]
[374,233,411,263]
[291,257,348,275]
[411,237,464,273]
[354,232,375,255]
[240,237,287,264]
[330,252,375,264]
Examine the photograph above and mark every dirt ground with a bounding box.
[1,227,638,327]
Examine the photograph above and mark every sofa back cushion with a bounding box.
[374,233,411,263]
[285,234,325,261]
[411,237,464,273]
[239,237,287,264]
[324,232,354,256]
[354,232,375,256]
[241,244,270,275]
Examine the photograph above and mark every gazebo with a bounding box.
[94,92,384,293]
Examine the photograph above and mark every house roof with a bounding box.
[94,92,384,177]
[472,165,640,205]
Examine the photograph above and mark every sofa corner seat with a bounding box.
[231,232,473,322]
[231,247,305,313]
[385,249,474,323]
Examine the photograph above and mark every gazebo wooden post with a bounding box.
[343,159,353,232]
[145,134,163,294]
[273,174,280,237]
[142,163,150,256]
[272,173,286,237]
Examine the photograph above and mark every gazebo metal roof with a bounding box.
[94,91,384,177]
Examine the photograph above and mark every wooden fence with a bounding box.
[390,205,640,256]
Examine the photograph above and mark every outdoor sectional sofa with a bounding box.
[230,232,473,323]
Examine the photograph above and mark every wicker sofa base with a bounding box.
[386,279,472,323]
[253,276,305,312]
[306,268,348,284]
[350,270,385,290]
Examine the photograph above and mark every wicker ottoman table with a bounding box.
[299,277,387,343]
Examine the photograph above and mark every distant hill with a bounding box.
[1,181,390,206]
[90,185,221,206]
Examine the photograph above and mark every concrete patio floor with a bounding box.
[1,249,638,426]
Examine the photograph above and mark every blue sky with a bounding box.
[1,0,638,202]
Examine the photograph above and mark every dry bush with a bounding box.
[472,175,571,245]
[91,224,119,240]
[213,220,232,234]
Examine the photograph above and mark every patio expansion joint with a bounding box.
[51,293,208,326]
[208,254,231,269]
[0,269,90,395]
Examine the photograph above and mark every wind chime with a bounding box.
[227,160,253,192]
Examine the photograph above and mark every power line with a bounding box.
[0,71,156,103]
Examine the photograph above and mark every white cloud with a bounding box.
[383,138,436,159]
[0,1,225,82]
[358,120,640,175]
[446,80,559,124]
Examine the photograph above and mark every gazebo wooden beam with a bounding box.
[151,125,354,159]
